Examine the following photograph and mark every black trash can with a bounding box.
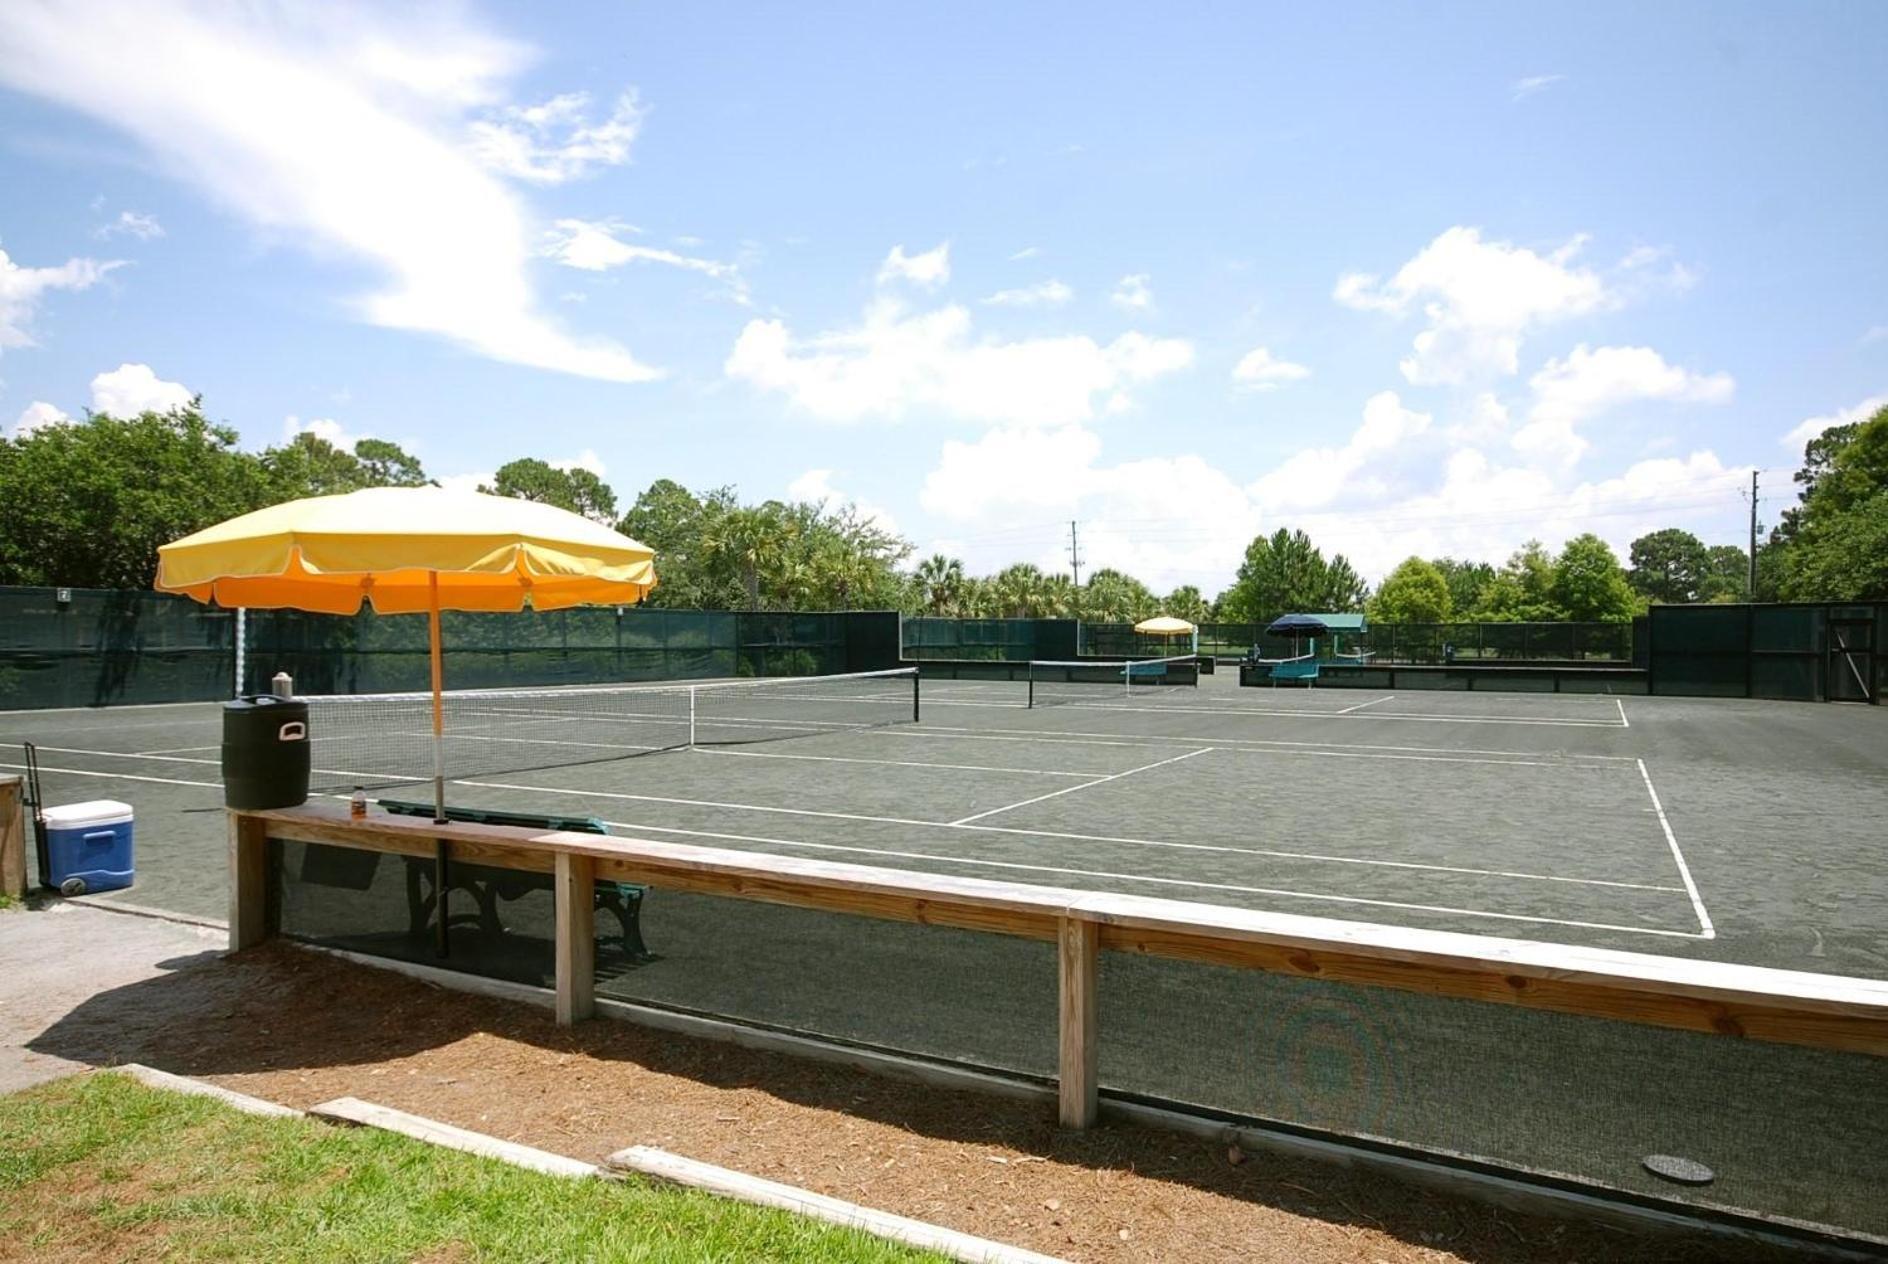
[221,695,311,809]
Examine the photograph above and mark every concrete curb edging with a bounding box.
[606,1144,1069,1264]
[119,1063,302,1118]
[308,1095,599,1179]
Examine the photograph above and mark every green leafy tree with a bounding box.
[1367,558,1454,624]
[0,404,278,588]
[1162,585,1210,623]
[355,438,430,487]
[262,432,431,498]
[483,458,617,523]
[1627,528,1711,605]
[1698,545,1750,602]
[1551,534,1640,621]
[1769,404,1888,600]
[1431,557,1495,615]
[1216,529,1365,622]
[1078,568,1159,622]
[1473,540,1564,621]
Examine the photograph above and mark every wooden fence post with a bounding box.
[555,851,596,1025]
[1,775,27,900]
[1058,915,1098,1129]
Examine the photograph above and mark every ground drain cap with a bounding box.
[1642,1154,1714,1185]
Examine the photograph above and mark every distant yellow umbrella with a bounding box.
[1134,614,1198,654]
[156,487,658,820]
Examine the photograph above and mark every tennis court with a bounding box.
[5,666,1885,980]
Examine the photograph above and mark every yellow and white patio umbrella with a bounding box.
[156,486,658,820]
[1134,614,1198,653]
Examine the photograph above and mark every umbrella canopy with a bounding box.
[156,487,656,614]
[1266,613,1331,635]
[1133,615,1196,635]
[156,487,658,821]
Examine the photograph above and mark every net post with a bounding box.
[911,669,920,722]
[688,686,698,747]
[1058,914,1099,1129]
[555,850,596,1025]
[233,606,246,697]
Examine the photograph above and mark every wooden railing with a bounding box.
[1,774,26,900]
[230,803,1888,1130]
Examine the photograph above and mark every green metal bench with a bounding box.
[378,799,654,965]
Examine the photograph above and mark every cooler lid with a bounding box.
[41,799,133,829]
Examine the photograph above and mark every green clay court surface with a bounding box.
[4,671,1887,979]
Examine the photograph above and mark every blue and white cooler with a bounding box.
[41,799,134,896]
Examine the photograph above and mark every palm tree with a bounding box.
[913,554,966,614]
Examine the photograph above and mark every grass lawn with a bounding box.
[0,1072,943,1263]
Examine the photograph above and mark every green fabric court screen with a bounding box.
[0,586,235,710]
[902,617,1078,662]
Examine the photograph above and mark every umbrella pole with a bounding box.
[429,572,446,824]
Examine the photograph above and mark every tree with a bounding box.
[1698,545,1749,602]
[262,431,431,498]
[912,555,966,614]
[1473,541,1564,621]
[1431,557,1495,615]
[1627,528,1711,605]
[1162,585,1210,623]
[0,404,278,588]
[1216,529,1365,622]
[483,458,617,523]
[1551,534,1640,621]
[1078,568,1158,622]
[1770,405,1888,600]
[1367,558,1454,624]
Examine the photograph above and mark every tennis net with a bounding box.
[301,667,920,790]
[1026,655,1200,708]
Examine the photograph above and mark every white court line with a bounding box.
[459,774,1683,893]
[884,724,1637,765]
[1012,698,1628,727]
[690,747,1095,778]
[948,748,1214,826]
[1336,695,1396,715]
[1616,697,1630,728]
[1637,758,1714,939]
[0,761,226,791]
[27,745,407,786]
[591,817,1709,941]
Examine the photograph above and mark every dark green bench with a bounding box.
[378,800,653,965]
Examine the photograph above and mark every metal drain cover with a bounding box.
[1642,1154,1715,1185]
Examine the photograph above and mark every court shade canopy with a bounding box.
[1134,616,1197,635]
[155,486,659,820]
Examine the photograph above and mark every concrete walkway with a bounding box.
[0,901,225,1094]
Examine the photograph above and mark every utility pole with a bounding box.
[1068,520,1084,587]
[1747,470,1759,600]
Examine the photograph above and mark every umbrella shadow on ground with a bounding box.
[24,941,1778,1264]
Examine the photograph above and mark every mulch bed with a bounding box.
[29,942,1805,1263]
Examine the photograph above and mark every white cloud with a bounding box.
[1781,393,1888,450]
[553,448,607,478]
[9,400,70,437]
[982,279,1072,308]
[0,1,658,383]
[283,414,365,449]
[725,297,1193,427]
[1247,390,1432,512]
[1110,273,1152,311]
[1862,326,1888,345]
[1231,346,1310,391]
[0,245,122,352]
[876,242,950,289]
[1008,246,1040,262]
[467,90,644,184]
[542,219,749,303]
[97,210,164,240]
[436,470,494,495]
[788,467,899,535]
[1510,74,1565,102]
[1515,344,1734,466]
[90,362,193,415]
[1445,392,1511,444]
[1334,227,1610,384]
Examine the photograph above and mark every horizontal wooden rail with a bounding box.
[233,803,1888,1130]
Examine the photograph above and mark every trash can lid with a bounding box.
[42,799,133,828]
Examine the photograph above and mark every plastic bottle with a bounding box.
[350,786,367,820]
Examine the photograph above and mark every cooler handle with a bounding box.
[278,721,307,743]
[82,830,116,843]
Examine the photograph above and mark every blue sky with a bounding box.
[2,1,1885,591]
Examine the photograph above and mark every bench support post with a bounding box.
[555,851,596,1025]
[1058,914,1099,1128]
[228,811,270,950]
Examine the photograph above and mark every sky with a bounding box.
[1,1,1885,593]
